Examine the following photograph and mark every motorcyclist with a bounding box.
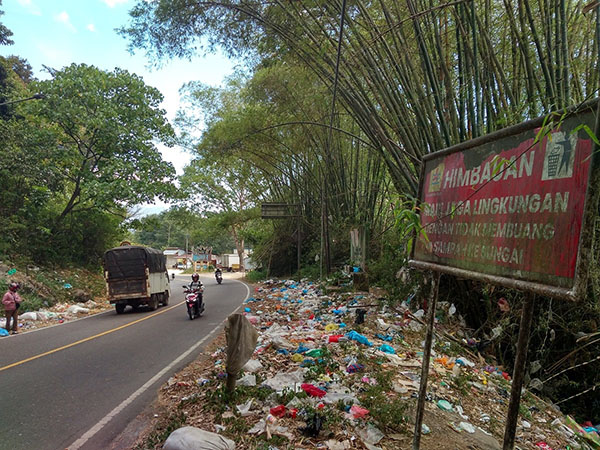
[187,273,203,314]
[188,273,203,291]
[215,267,222,279]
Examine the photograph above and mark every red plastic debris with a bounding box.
[301,383,327,398]
[350,405,369,418]
[498,297,510,312]
[328,335,344,343]
[270,405,287,418]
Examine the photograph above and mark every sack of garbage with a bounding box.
[163,426,235,450]
[225,313,259,375]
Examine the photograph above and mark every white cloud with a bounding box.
[101,0,128,7]
[17,0,42,16]
[54,11,77,33]
[87,23,96,32]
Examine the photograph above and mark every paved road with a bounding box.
[0,274,248,450]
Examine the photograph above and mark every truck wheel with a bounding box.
[115,303,126,314]
[162,291,169,306]
[148,296,158,311]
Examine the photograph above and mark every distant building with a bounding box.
[221,249,255,271]
[163,248,187,268]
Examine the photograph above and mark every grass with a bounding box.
[135,411,186,449]
[452,371,475,396]
[355,366,408,431]
[245,270,267,283]
[302,346,338,382]
[203,383,274,415]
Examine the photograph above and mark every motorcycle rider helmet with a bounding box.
[8,282,19,292]
[191,273,199,281]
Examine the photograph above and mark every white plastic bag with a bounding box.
[163,426,236,450]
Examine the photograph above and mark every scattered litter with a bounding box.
[163,427,235,450]
[437,399,453,411]
[242,359,263,372]
[458,421,476,433]
[301,383,327,398]
[146,277,581,449]
[349,405,369,419]
[357,423,385,445]
[236,399,254,416]
[497,297,510,312]
[237,373,256,386]
[66,305,89,314]
[346,330,373,346]
[300,413,324,437]
[263,369,305,392]
[377,344,395,354]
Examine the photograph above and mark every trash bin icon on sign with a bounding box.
[542,132,576,181]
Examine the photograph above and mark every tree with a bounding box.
[28,63,178,226]
[0,0,13,46]
[121,0,600,195]
[175,65,394,273]
[180,157,262,272]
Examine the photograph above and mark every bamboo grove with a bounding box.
[121,0,600,270]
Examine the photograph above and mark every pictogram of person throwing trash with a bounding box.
[556,138,572,176]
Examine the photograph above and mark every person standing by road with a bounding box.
[3,282,22,335]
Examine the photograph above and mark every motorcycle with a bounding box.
[183,286,204,320]
[215,271,223,284]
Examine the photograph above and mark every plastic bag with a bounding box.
[163,426,236,450]
[301,383,327,398]
[349,405,369,418]
[357,424,384,445]
[237,374,256,387]
[345,330,372,347]
[242,359,263,372]
[377,344,395,354]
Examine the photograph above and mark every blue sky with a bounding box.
[0,0,237,214]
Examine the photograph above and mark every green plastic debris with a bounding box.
[7,268,16,275]
[437,399,453,411]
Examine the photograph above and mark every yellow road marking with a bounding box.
[0,301,185,372]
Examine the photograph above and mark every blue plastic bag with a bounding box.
[375,333,393,342]
[378,344,396,354]
[346,330,372,347]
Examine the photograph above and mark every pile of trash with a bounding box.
[0,299,110,335]
[150,279,596,450]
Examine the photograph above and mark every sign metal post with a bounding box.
[412,272,440,450]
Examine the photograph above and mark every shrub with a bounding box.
[245,270,267,283]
